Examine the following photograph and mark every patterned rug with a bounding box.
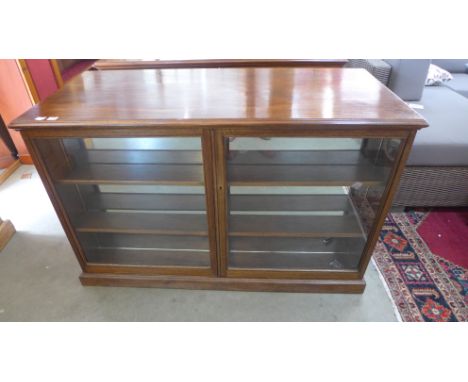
[373,211,468,322]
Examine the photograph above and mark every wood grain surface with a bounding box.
[10,68,427,129]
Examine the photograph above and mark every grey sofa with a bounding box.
[346,59,431,100]
[347,59,468,207]
[432,59,468,97]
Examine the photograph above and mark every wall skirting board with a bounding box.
[0,160,20,185]
[0,218,15,251]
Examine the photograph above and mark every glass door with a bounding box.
[33,135,216,275]
[218,135,402,275]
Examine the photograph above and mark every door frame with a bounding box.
[213,127,412,280]
[22,126,219,277]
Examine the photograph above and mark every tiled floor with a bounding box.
[0,165,397,321]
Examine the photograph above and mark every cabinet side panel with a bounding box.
[357,131,416,274]
[21,133,88,270]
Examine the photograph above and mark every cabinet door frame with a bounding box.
[213,127,413,280]
[23,126,219,277]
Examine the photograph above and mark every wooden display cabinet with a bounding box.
[10,67,427,293]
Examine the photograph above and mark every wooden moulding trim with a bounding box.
[0,160,21,185]
[210,129,223,276]
[10,119,428,131]
[0,219,16,251]
[92,59,350,70]
[226,269,361,280]
[213,127,413,137]
[21,127,206,138]
[79,272,366,293]
[16,127,416,141]
[214,130,229,276]
[201,129,219,276]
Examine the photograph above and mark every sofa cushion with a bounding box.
[407,86,468,166]
[425,64,453,85]
[443,73,468,98]
[431,59,468,73]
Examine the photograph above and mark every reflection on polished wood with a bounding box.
[11,68,426,129]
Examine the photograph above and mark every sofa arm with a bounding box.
[384,59,430,101]
[345,59,392,85]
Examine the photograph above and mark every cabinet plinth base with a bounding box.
[79,273,366,293]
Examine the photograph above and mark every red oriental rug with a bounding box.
[372,210,468,322]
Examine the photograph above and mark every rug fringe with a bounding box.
[371,257,403,322]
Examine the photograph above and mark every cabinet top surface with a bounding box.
[11,67,427,130]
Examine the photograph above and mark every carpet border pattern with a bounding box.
[373,212,468,322]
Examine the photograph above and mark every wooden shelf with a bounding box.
[229,251,360,270]
[78,232,210,251]
[86,248,210,267]
[228,164,387,186]
[74,212,208,236]
[228,214,363,238]
[229,236,365,254]
[227,149,389,186]
[230,194,352,212]
[85,193,350,213]
[81,149,203,164]
[228,150,368,165]
[85,193,206,211]
[83,192,354,211]
[58,164,205,185]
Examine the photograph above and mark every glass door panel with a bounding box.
[34,136,212,271]
[224,136,402,272]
